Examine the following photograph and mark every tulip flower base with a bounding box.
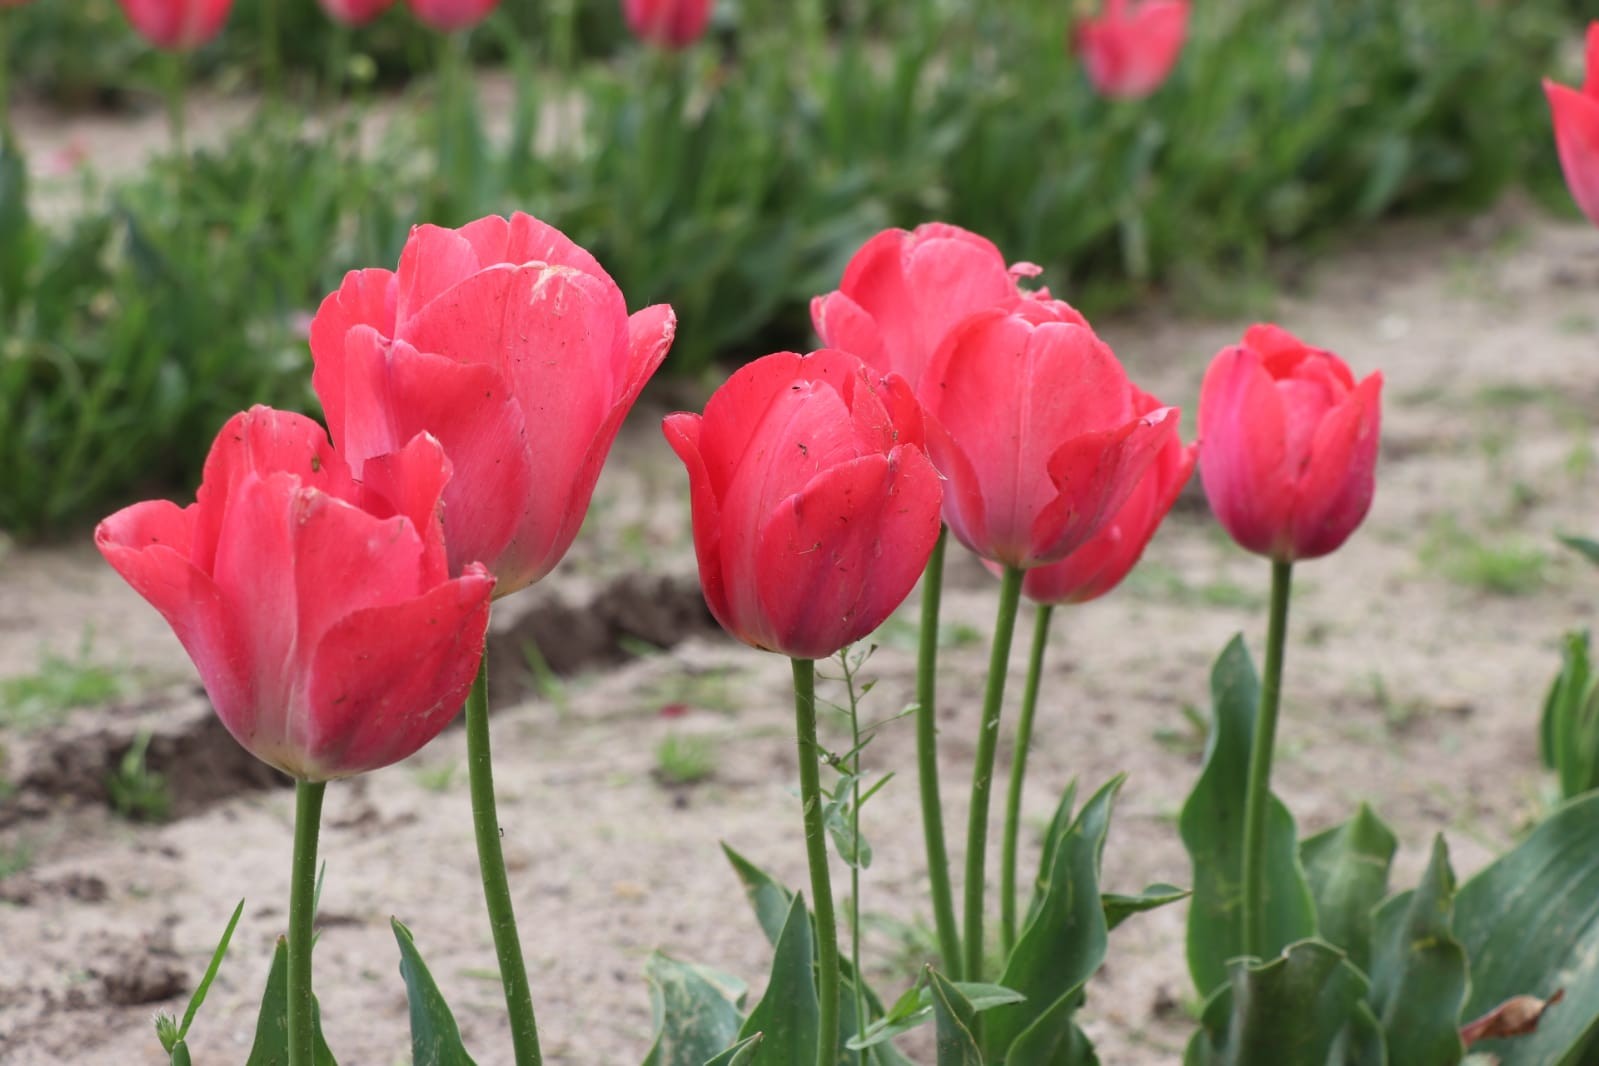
[7,217,1599,1063]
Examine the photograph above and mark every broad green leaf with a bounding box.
[1005,993,1101,1066]
[245,938,338,1066]
[927,971,983,1066]
[1185,939,1369,1066]
[1300,805,1397,972]
[848,981,1025,1050]
[640,952,748,1066]
[392,920,478,1066]
[1455,791,1599,1065]
[0,129,31,322]
[983,777,1122,1062]
[1103,884,1190,932]
[706,1035,764,1066]
[738,893,819,1066]
[1366,836,1466,1066]
[1180,636,1316,997]
[1540,631,1599,798]
[1024,780,1080,928]
[1558,535,1599,568]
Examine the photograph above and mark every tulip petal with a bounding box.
[300,565,495,780]
[754,448,943,659]
[1546,80,1599,227]
[663,412,736,637]
[309,268,398,446]
[811,291,887,373]
[502,211,615,285]
[1198,347,1292,557]
[354,431,455,588]
[1033,406,1179,565]
[1288,372,1382,560]
[393,224,490,327]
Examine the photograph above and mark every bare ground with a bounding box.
[2,185,1598,1061]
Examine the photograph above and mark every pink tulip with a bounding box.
[96,407,495,782]
[318,0,395,27]
[1072,0,1189,100]
[310,213,675,599]
[405,0,497,31]
[623,0,712,49]
[919,300,1178,570]
[1014,386,1195,604]
[812,223,1049,393]
[663,350,943,660]
[1198,324,1382,562]
[1545,22,1599,227]
[117,0,232,50]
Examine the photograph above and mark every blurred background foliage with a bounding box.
[0,0,1585,533]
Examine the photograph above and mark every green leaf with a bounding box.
[1024,780,1079,928]
[1300,805,1397,973]
[1185,939,1370,1066]
[706,1034,764,1066]
[1455,791,1599,1065]
[984,776,1121,1062]
[927,970,983,1066]
[849,981,1025,1051]
[1366,836,1466,1066]
[1103,884,1190,932]
[178,899,246,1041]
[1180,637,1317,998]
[738,893,819,1066]
[245,938,338,1066]
[640,952,748,1066]
[1540,631,1599,797]
[392,919,478,1066]
[1558,535,1599,568]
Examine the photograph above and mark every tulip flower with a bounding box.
[623,0,712,49]
[310,212,675,599]
[1197,324,1382,563]
[318,0,395,26]
[96,406,495,782]
[1072,0,1189,100]
[1016,386,1195,605]
[1545,22,1599,227]
[812,223,1050,393]
[117,0,232,50]
[406,0,498,31]
[919,300,1178,571]
[664,349,943,661]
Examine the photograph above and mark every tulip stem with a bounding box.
[464,652,544,1066]
[260,0,281,110]
[963,564,1024,983]
[1241,560,1294,960]
[1000,602,1053,956]
[915,528,963,977]
[287,779,326,1066]
[838,649,869,1066]
[162,53,187,160]
[791,657,840,1066]
[0,12,11,137]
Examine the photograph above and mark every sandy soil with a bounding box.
[3,133,1598,1061]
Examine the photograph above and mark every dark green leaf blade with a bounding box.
[1103,884,1190,932]
[706,1034,764,1066]
[927,970,983,1066]
[1366,836,1466,1066]
[738,893,819,1066]
[1558,534,1599,568]
[1180,637,1316,998]
[640,952,748,1066]
[245,938,338,1066]
[1300,804,1397,972]
[392,919,478,1066]
[1185,939,1369,1066]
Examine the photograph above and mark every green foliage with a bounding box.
[1540,630,1599,799]
[157,900,246,1065]
[392,919,479,1066]
[640,953,748,1066]
[106,729,172,823]
[246,937,338,1066]
[1180,637,1316,999]
[1299,805,1398,974]
[0,633,125,728]
[654,733,719,786]
[927,971,984,1066]
[1366,837,1467,1066]
[737,893,820,1066]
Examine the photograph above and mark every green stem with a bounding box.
[260,0,281,109]
[962,565,1025,983]
[915,529,963,977]
[465,652,544,1065]
[287,780,326,1066]
[163,53,188,159]
[1240,560,1294,960]
[792,658,840,1066]
[842,653,868,1066]
[1000,603,1053,955]
[0,12,11,137]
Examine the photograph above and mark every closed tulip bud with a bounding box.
[1198,324,1382,562]
[1545,22,1599,227]
[1014,386,1195,605]
[1072,0,1189,100]
[663,350,944,660]
[812,223,1051,393]
[405,0,497,31]
[310,212,675,598]
[117,0,232,50]
[919,300,1178,570]
[318,0,395,26]
[623,0,712,49]
[96,407,495,782]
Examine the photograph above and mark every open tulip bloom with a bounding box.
[317,0,396,26]
[117,0,232,50]
[622,0,713,50]
[1545,21,1599,228]
[1072,0,1190,100]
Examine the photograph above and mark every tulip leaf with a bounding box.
[1539,630,1599,798]
[737,893,819,1066]
[1454,791,1599,1065]
[1299,804,1397,973]
[1558,534,1599,568]
[705,1034,765,1066]
[1103,884,1190,932]
[1366,836,1466,1066]
[1184,939,1370,1066]
[927,970,983,1066]
[1180,636,1316,998]
[1023,780,1078,928]
[849,980,1024,1050]
[982,776,1121,1063]
[245,938,338,1066]
[639,952,748,1066]
[391,919,478,1066]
